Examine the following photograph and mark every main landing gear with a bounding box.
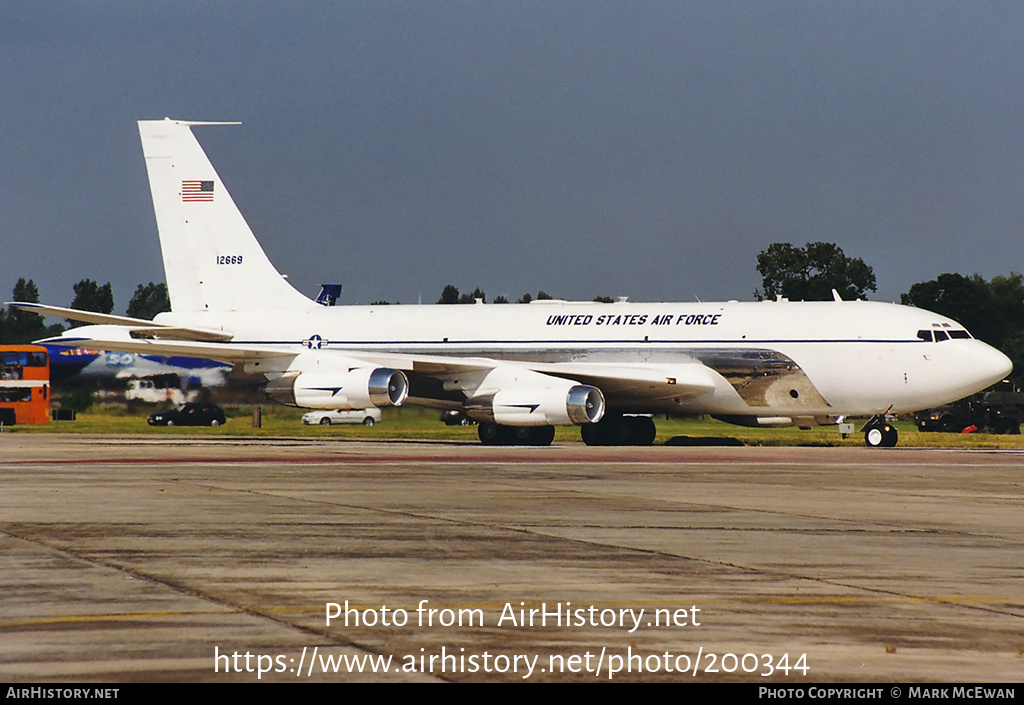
[862,416,898,447]
[476,413,659,447]
[478,423,556,446]
[581,414,657,446]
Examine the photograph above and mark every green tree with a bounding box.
[126,282,170,319]
[68,279,113,327]
[13,278,39,305]
[902,272,1024,381]
[756,242,876,301]
[517,291,554,303]
[457,287,486,304]
[0,278,63,344]
[988,273,1024,346]
[438,285,486,304]
[4,279,43,342]
[901,273,996,341]
[437,284,460,304]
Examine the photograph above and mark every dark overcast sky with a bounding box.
[3,1,1023,309]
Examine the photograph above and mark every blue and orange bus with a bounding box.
[0,345,50,424]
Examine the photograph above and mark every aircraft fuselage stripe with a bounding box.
[229,338,924,346]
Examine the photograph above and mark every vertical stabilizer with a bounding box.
[138,118,312,314]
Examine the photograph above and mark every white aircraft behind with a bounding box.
[46,345,230,389]
[14,119,1012,447]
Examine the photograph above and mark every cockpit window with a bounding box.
[918,328,972,342]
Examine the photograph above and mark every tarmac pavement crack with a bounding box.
[185,478,1024,625]
[0,522,435,679]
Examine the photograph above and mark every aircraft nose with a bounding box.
[973,341,1013,387]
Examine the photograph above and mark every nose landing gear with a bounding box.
[863,416,898,447]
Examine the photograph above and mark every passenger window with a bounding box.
[917,330,933,342]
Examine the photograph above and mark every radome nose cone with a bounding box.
[977,343,1013,386]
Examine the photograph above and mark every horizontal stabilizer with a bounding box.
[9,302,233,342]
[36,326,275,365]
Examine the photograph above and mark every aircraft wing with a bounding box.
[38,322,717,408]
[358,354,717,408]
[338,354,717,404]
[529,361,716,402]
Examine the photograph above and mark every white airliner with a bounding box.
[46,345,230,388]
[14,119,1012,447]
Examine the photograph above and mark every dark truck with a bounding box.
[915,385,1024,435]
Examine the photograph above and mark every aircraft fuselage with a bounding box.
[158,297,1010,421]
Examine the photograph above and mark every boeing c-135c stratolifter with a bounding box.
[15,119,1012,446]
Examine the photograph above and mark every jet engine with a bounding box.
[265,368,409,409]
[464,383,605,426]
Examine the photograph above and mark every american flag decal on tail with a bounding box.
[181,180,214,202]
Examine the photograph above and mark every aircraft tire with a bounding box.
[511,426,534,444]
[581,415,657,446]
[581,423,605,446]
[509,425,555,446]
[610,418,635,445]
[478,422,514,445]
[584,415,622,445]
[629,416,657,446]
[529,425,556,446]
[478,423,551,446]
[865,424,898,447]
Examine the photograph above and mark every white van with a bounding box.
[125,378,193,404]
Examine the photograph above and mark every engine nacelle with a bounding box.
[265,368,409,409]
[465,384,605,426]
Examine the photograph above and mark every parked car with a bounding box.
[302,408,382,426]
[148,402,226,427]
